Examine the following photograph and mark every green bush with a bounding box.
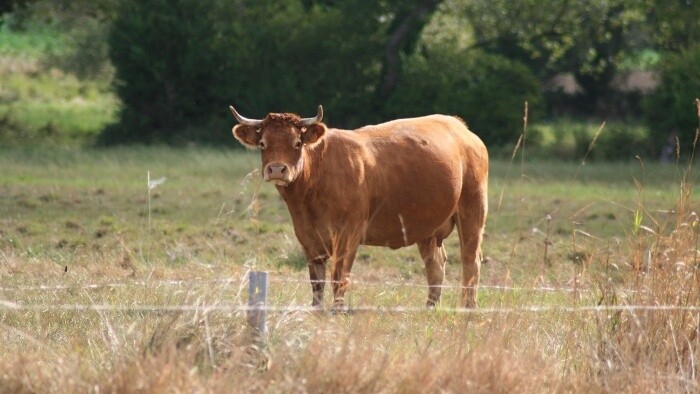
[100,0,388,145]
[530,120,653,161]
[386,48,543,146]
[581,123,653,161]
[214,1,386,129]
[52,17,113,80]
[99,0,228,144]
[645,45,700,154]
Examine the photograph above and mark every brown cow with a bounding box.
[230,105,488,309]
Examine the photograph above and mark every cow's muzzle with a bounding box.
[263,163,291,185]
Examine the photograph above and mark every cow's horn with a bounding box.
[299,105,324,127]
[229,106,263,127]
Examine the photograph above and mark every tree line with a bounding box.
[4,0,700,152]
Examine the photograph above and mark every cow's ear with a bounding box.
[302,123,327,146]
[232,124,261,149]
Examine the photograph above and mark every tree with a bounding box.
[101,0,445,144]
[101,0,226,144]
[386,46,543,146]
[224,0,446,126]
[645,46,700,154]
[217,0,389,128]
[641,1,700,154]
[459,0,647,115]
[645,0,700,53]
[376,0,443,100]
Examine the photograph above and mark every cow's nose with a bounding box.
[265,163,288,180]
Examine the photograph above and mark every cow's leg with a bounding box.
[301,241,330,307]
[417,237,447,307]
[330,237,361,311]
[307,255,327,307]
[456,189,487,308]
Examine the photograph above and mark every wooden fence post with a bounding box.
[247,271,268,335]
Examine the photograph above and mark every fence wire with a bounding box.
[0,277,602,294]
[1,300,698,315]
[1,273,661,316]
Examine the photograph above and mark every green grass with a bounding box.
[0,147,692,285]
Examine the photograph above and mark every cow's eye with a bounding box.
[258,141,266,149]
[294,140,302,149]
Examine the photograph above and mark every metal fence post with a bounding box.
[247,271,268,335]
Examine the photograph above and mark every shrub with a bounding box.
[213,1,386,130]
[581,123,653,161]
[54,17,113,80]
[645,45,700,154]
[531,120,653,161]
[386,48,543,146]
[99,0,387,145]
[99,0,227,144]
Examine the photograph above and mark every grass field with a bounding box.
[1,147,699,392]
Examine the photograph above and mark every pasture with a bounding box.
[1,147,699,392]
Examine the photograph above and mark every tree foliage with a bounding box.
[646,0,700,52]
[642,0,700,154]
[645,45,700,151]
[97,0,700,150]
[100,0,227,144]
[460,0,647,114]
[219,1,389,127]
[102,0,396,143]
[103,0,553,145]
[387,47,542,146]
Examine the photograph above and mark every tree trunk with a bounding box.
[377,0,442,101]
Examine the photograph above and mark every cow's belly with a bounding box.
[361,178,460,249]
[362,218,451,249]
[360,143,462,248]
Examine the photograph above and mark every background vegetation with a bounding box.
[0,0,699,157]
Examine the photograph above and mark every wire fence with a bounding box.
[0,276,604,294]
[1,300,699,314]
[2,272,678,317]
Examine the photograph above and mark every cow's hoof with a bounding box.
[461,300,478,309]
[331,301,349,315]
[331,308,350,316]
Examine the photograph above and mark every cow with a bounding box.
[229,105,488,309]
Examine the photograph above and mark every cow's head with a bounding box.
[230,105,327,186]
